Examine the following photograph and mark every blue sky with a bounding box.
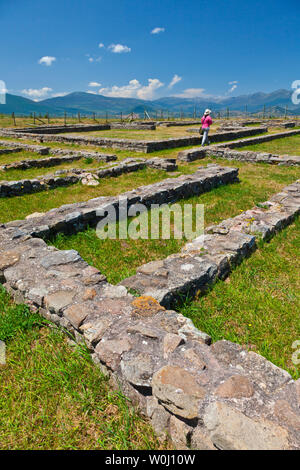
[1,0,300,101]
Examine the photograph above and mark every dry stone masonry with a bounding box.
[178,129,300,165]
[0,147,23,156]
[0,172,299,450]
[0,157,178,197]
[121,181,300,307]
[3,165,237,233]
[0,126,267,153]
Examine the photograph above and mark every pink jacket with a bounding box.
[201,115,213,128]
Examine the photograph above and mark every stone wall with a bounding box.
[178,129,300,162]
[0,139,50,155]
[206,148,300,166]
[0,127,267,153]
[0,151,117,172]
[11,124,111,134]
[0,173,299,450]
[156,121,201,127]
[0,147,22,155]
[4,166,238,236]
[0,157,179,197]
[121,181,300,307]
[186,127,267,141]
[110,122,156,130]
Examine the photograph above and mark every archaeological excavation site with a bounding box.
[0,115,299,451]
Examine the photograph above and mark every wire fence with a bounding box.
[1,105,299,128]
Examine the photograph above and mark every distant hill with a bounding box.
[0,93,62,115]
[0,89,299,117]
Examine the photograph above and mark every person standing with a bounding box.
[201,109,213,146]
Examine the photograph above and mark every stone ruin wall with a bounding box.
[0,166,299,450]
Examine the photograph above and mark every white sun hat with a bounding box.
[204,109,211,115]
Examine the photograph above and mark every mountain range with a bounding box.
[1,89,299,117]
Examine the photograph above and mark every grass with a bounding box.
[50,159,299,284]
[239,134,300,155]
[0,167,172,223]
[0,149,54,165]
[179,218,300,379]
[0,114,199,129]
[1,155,298,224]
[0,158,107,181]
[0,286,161,450]
[64,125,202,140]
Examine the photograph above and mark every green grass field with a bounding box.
[239,134,300,154]
[0,156,107,181]
[0,287,162,450]
[50,158,299,285]
[180,218,300,379]
[0,127,299,449]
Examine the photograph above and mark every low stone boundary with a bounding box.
[4,165,238,236]
[121,181,300,307]
[0,157,179,197]
[10,124,111,134]
[0,139,50,155]
[0,151,117,172]
[206,148,300,166]
[0,175,299,449]
[265,121,296,129]
[156,121,201,127]
[186,127,267,141]
[110,122,156,130]
[0,147,23,156]
[178,128,300,162]
[0,127,267,153]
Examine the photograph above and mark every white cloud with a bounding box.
[98,43,105,48]
[88,56,102,63]
[137,78,164,100]
[108,44,131,53]
[174,88,206,99]
[98,78,164,100]
[98,79,140,98]
[89,81,101,87]
[228,81,238,93]
[87,90,98,95]
[51,92,68,98]
[168,74,182,89]
[38,56,56,66]
[151,27,165,34]
[21,87,53,99]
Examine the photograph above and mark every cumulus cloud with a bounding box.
[98,78,164,100]
[98,43,105,48]
[38,56,56,66]
[174,88,206,99]
[228,80,238,93]
[108,44,131,53]
[137,78,164,100]
[21,87,53,99]
[89,81,101,87]
[87,54,102,63]
[168,74,182,89]
[151,27,165,34]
